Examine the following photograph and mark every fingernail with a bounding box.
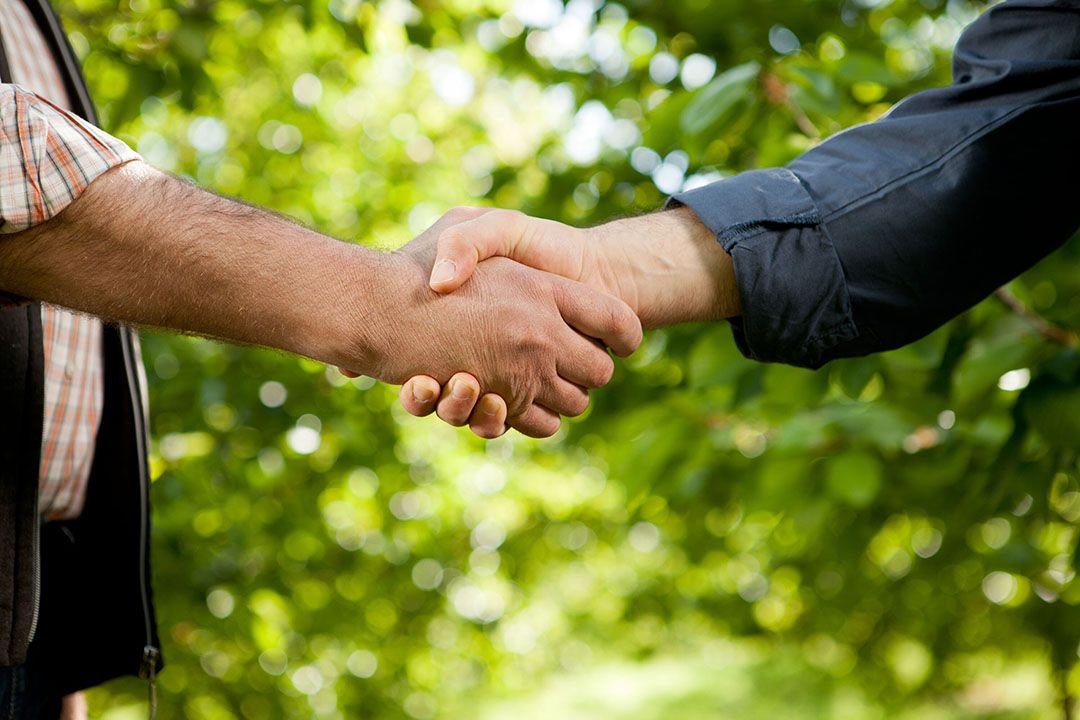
[430,259,457,286]
[480,396,501,416]
[413,384,436,403]
[451,379,473,400]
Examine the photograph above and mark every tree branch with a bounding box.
[994,287,1078,347]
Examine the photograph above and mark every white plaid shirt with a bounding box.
[0,0,139,519]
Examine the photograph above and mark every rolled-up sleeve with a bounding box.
[0,83,139,233]
[672,0,1080,368]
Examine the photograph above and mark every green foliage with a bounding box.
[56,0,1080,717]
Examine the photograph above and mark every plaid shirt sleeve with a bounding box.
[0,83,139,234]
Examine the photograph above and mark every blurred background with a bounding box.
[58,0,1080,717]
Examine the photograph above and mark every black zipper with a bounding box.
[120,328,159,720]
[26,490,40,647]
[27,525,39,646]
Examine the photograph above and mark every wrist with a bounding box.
[298,243,401,376]
[581,222,643,316]
[659,205,737,324]
[589,207,738,328]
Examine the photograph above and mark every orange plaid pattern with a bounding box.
[0,0,139,519]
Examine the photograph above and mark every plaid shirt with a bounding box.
[0,0,139,519]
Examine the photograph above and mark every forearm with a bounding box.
[0,160,382,370]
[789,0,1080,355]
[672,0,1080,367]
[587,206,740,329]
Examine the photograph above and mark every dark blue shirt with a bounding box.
[673,0,1080,368]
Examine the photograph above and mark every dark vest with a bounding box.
[0,0,161,695]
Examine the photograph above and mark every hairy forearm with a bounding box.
[587,206,740,328]
[0,161,382,369]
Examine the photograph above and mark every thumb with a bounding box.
[429,210,530,293]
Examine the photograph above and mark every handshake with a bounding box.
[0,159,734,442]
[338,204,739,439]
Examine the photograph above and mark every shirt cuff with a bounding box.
[0,84,140,234]
[670,168,858,369]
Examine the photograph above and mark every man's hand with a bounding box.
[346,208,642,438]
[427,205,739,328]
[399,205,740,432]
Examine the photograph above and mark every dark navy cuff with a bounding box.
[669,168,858,369]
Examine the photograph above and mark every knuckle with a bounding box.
[512,324,548,354]
[443,206,475,224]
[605,303,632,336]
[504,394,532,419]
[491,208,524,223]
[438,226,467,250]
[611,314,642,354]
[629,318,644,349]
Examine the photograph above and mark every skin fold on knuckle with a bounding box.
[503,378,536,418]
[439,226,468,255]
[506,383,546,429]
[443,206,480,225]
[490,208,525,228]
[606,303,637,353]
[491,360,533,418]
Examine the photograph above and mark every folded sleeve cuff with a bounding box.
[0,84,140,234]
[670,167,858,369]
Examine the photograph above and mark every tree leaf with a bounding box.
[680,61,761,139]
